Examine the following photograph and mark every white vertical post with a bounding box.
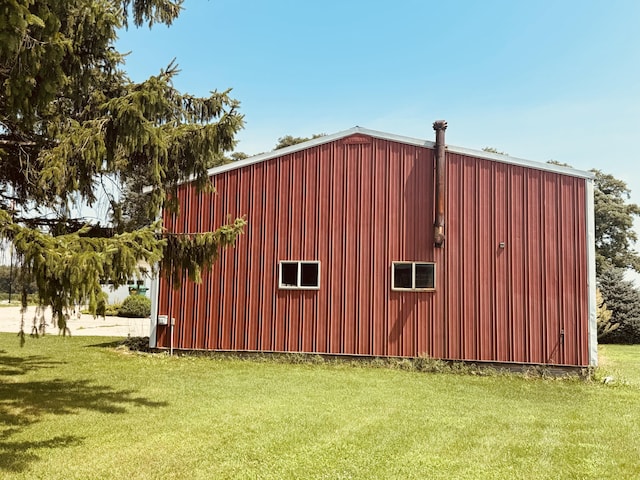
[148,268,160,349]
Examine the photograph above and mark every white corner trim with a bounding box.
[585,178,598,366]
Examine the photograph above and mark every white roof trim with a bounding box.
[447,145,593,179]
[142,126,593,192]
[205,126,436,177]
[209,126,592,180]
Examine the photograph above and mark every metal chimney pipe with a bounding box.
[433,120,447,248]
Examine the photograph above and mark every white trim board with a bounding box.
[143,125,592,193]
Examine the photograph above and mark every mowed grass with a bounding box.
[0,334,639,480]
[598,344,640,387]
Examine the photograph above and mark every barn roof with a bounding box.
[209,127,593,181]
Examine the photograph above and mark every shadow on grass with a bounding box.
[86,340,123,348]
[0,433,83,473]
[87,337,153,352]
[0,352,168,473]
[0,378,168,426]
[0,354,66,377]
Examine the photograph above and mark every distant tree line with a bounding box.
[591,170,640,344]
[0,265,37,296]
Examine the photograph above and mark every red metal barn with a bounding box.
[150,122,597,367]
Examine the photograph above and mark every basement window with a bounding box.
[279,261,320,289]
[392,262,435,291]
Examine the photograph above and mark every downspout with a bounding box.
[433,120,448,248]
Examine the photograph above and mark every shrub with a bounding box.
[104,303,121,316]
[597,288,617,340]
[118,295,151,318]
[118,336,152,352]
[92,296,121,316]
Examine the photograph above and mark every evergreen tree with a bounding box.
[0,1,245,336]
[597,267,640,344]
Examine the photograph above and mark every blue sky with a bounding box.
[116,0,640,219]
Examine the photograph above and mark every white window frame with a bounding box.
[391,262,436,291]
[278,261,321,290]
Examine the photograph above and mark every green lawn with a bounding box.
[0,334,639,480]
[598,344,640,387]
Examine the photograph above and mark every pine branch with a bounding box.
[0,139,36,147]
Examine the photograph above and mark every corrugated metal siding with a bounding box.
[445,153,589,365]
[155,135,590,366]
